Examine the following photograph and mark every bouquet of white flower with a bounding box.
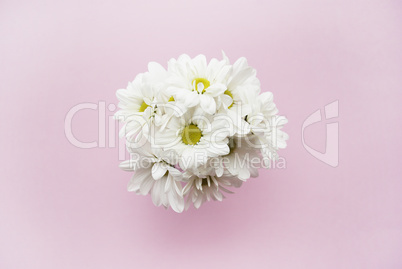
[115,53,288,212]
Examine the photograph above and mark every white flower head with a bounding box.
[245,92,289,163]
[167,54,232,114]
[114,62,168,143]
[212,136,261,181]
[154,107,230,170]
[120,142,185,213]
[183,174,243,209]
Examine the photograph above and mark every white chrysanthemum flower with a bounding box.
[245,92,289,163]
[166,54,231,114]
[154,107,231,170]
[151,92,189,132]
[120,142,185,213]
[114,62,168,142]
[183,174,243,209]
[211,137,260,181]
[217,55,262,135]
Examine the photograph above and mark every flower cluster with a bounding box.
[115,53,288,212]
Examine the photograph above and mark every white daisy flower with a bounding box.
[245,92,289,162]
[216,54,262,135]
[212,137,260,181]
[152,89,188,132]
[114,62,168,142]
[120,142,185,213]
[154,107,231,170]
[183,174,243,209]
[166,54,231,114]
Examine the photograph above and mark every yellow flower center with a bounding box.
[181,124,202,145]
[139,101,149,112]
[192,78,210,93]
[224,90,234,109]
[168,96,175,102]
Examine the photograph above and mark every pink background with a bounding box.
[1,0,402,268]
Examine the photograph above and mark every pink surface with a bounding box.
[1,0,402,268]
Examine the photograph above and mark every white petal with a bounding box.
[166,166,182,178]
[119,160,135,171]
[207,143,229,156]
[238,167,250,181]
[193,195,203,209]
[192,54,207,75]
[221,94,233,109]
[151,178,165,206]
[216,166,224,177]
[184,92,200,107]
[167,180,184,213]
[128,168,151,193]
[206,83,226,97]
[138,170,154,195]
[200,95,216,114]
[151,162,168,180]
[148,62,166,78]
[164,175,172,192]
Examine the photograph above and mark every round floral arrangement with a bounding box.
[115,53,288,213]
